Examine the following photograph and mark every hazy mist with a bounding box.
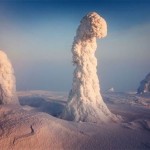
[0,1,149,92]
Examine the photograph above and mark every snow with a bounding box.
[108,87,115,92]
[0,50,18,104]
[62,12,118,123]
[0,90,150,150]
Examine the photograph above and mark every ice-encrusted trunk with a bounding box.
[0,50,18,104]
[62,12,118,123]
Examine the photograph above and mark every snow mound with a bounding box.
[0,50,18,104]
[0,105,85,150]
[108,87,115,92]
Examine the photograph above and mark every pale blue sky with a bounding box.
[0,0,150,92]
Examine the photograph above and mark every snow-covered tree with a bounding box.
[0,50,18,104]
[137,73,150,94]
[62,12,118,123]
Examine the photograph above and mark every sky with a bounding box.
[0,0,150,92]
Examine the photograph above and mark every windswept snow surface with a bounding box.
[0,50,18,105]
[62,12,118,123]
[0,91,150,150]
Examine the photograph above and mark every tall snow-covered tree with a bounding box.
[0,50,18,104]
[62,12,118,123]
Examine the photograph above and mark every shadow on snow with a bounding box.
[19,96,66,117]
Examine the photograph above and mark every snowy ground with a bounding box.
[0,91,150,150]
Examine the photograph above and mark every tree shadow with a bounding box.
[19,96,66,117]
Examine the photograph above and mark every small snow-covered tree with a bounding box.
[62,12,118,123]
[0,50,18,104]
[137,73,150,94]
